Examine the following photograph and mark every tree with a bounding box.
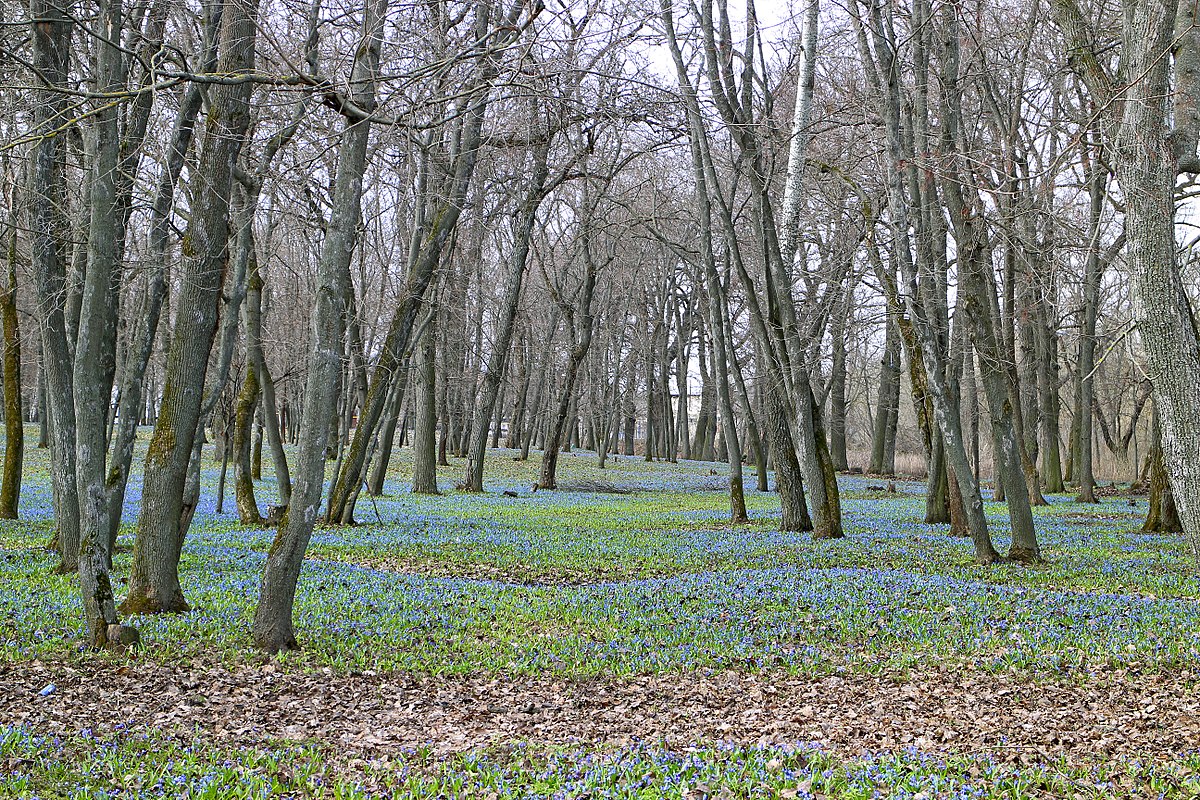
[254,0,388,653]
[123,0,262,614]
[323,0,534,524]
[1054,0,1200,565]
[0,164,22,520]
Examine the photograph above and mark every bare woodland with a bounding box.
[1,0,1199,651]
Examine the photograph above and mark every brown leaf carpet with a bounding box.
[4,660,1198,766]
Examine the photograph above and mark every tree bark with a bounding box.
[322,6,521,522]
[412,312,440,495]
[0,196,23,519]
[253,0,387,652]
[1144,405,1183,533]
[464,140,550,491]
[30,0,81,574]
[123,0,260,615]
[233,365,265,525]
[72,0,129,644]
[104,1,223,549]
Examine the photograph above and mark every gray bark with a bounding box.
[661,1,748,521]
[323,2,529,522]
[253,0,387,652]
[104,0,223,551]
[412,311,440,494]
[122,0,260,614]
[74,0,127,644]
[29,0,80,574]
[464,140,550,491]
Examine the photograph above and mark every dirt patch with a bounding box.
[4,660,1198,767]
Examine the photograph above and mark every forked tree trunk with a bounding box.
[104,3,222,551]
[857,0,999,563]
[122,0,259,615]
[253,0,387,652]
[538,204,601,491]
[74,0,130,646]
[322,4,526,523]
[233,366,265,525]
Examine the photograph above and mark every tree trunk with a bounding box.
[123,0,259,614]
[539,321,595,490]
[253,0,387,652]
[368,376,405,495]
[1038,291,1065,493]
[1144,405,1183,533]
[857,0,999,563]
[412,312,440,495]
[958,229,1041,563]
[233,366,265,525]
[245,248,291,505]
[1110,5,1200,564]
[0,204,23,519]
[322,33,512,522]
[104,2,222,550]
[29,0,80,574]
[464,141,550,491]
[828,290,850,472]
[765,386,812,532]
[870,314,900,475]
[1075,147,1104,503]
[74,0,131,646]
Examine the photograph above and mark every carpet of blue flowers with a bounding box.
[3,433,1200,797]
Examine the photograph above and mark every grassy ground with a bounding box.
[2,429,1199,798]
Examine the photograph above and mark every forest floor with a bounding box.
[3,433,1200,797]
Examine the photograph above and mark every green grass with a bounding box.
[6,727,1200,799]
[5,429,1200,796]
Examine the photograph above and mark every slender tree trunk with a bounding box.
[1038,293,1065,492]
[829,304,850,472]
[0,203,23,519]
[412,312,440,494]
[104,3,222,548]
[233,366,265,524]
[323,6,527,522]
[958,226,1041,562]
[870,314,900,475]
[857,0,999,562]
[368,376,405,495]
[1075,148,1104,503]
[245,250,291,506]
[539,331,594,489]
[30,0,80,574]
[464,141,550,491]
[74,0,131,646]
[520,312,558,461]
[37,358,49,449]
